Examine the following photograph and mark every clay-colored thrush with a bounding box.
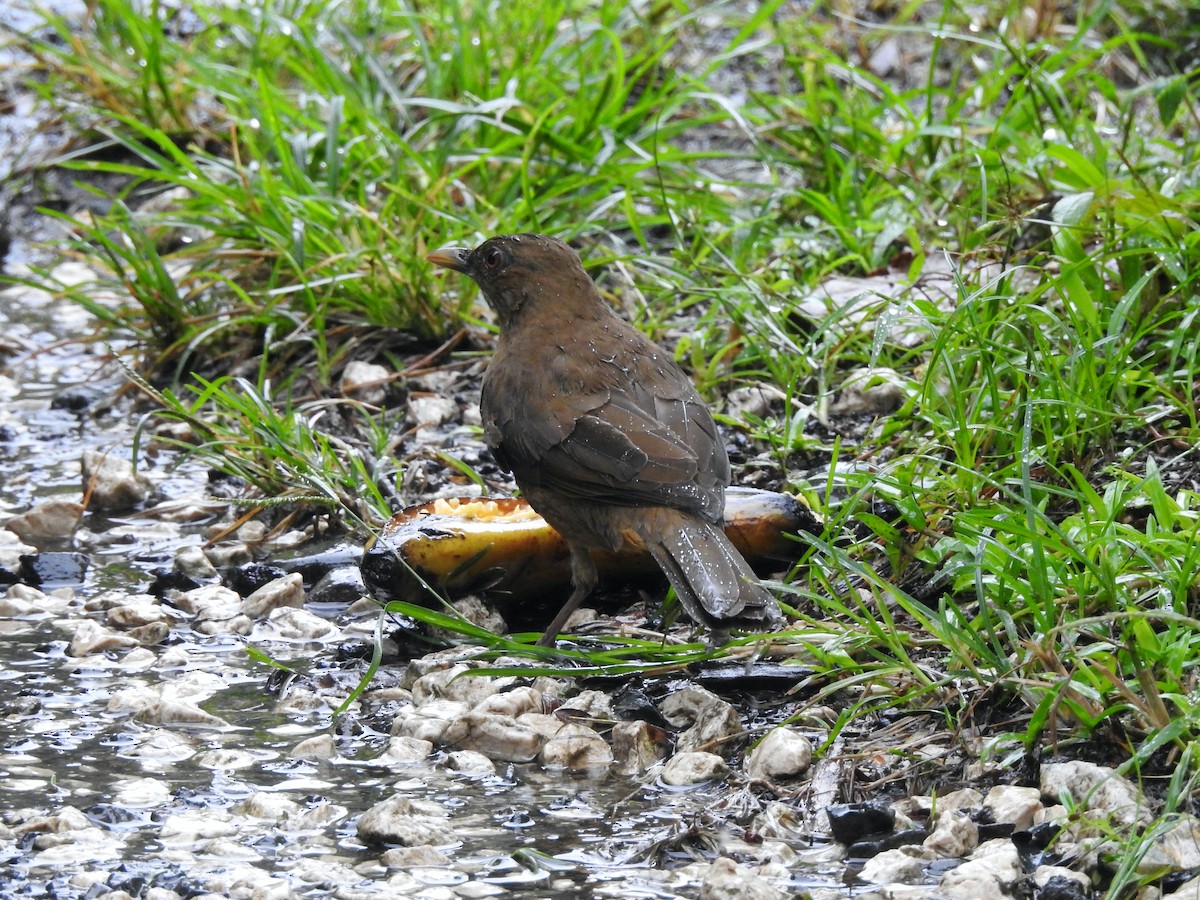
[428,234,783,645]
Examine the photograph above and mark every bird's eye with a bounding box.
[483,248,504,271]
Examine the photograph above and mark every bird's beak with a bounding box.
[426,247,472,273]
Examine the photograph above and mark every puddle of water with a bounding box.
[0,281,840,898]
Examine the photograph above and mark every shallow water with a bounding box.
[0,258,839,899]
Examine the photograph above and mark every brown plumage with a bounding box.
[428,234,783,645]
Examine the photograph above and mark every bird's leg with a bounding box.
[536,544,597,647]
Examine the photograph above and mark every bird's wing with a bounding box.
[486,382,725,520]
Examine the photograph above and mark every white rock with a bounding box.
[169,583,242,620]
[379,845,452,868]
[174,544,218,578]
[106,598,170,629]
[938,839,1022,900]
[557,689,614,719]
[4,499,84,543]
[745,728,812,780]
[14,806,92,834]
[111,777,173,807]
[983,784,1043,831]
[356,795,453,847]
[408,394,457,428]
[828,367,907,416]
[612,720,667,775]
[256,606,335,641]
[539,723,613,771]
[81,450,149,511]
[858,846,929,884]
[445,711,545,762]
[1135,815,1200,871]
[241,573,305,619]
[515,711,569,741]
[660,685,742,756]
[0,529,36,569]
[159,811,237,843]
[1041,760,1151,828]
[67,619,140,656]
[240,792,300,820]
[291,735,337,760]
[661,751,729,786]
[1,583,72,617]
[382,735,434,762]
[936,788,984,813]
[203,541,252,568]
[391,700,469,744]
[698,856,785,900]
[472,686,544,718]
[924,808,979,858]
[410,665,515,707]
[195,862,295,898]
[341,360,391,405]
[444,750,496,775]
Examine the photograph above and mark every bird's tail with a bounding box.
[628,508,784,633]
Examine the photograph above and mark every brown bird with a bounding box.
[427,234,784,645]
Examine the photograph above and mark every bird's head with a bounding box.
[427,234,593,328]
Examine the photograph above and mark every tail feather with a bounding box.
[633,510,784,632]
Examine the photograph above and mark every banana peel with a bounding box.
[361,487,821,605]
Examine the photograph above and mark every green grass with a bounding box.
[6,0,1200,891]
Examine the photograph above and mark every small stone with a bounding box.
[203,541,252,568]
[0,529,36,571]
[473,686,545,719]
[698,856,785,900]
[240,573,305,618]
[4,499,84,544]
[660,685,743,756]
[938,839,1022,900]
[81,450,150,511]
[936,788,984,813]
[357,795,453,848]
[174,545,219,579]
[68,619,140,656]
[408,394,457,428]
[127,622,169,645]
[858,846,930,885]
[1135,815,1200,871]
[0,583,69,617]
[106,598,169,628]
[257,606,335,640]
[1041,760,1151,829]
[391,700,469,744]
[539,723,614,771]
[557,689,614,720]
[744,727,812,780]
[169,583,242,620]
[240,792,300,820]
[445,750,496,775]
[612,720,668,775]
[341,360,391,405]
[380,845,453,868]
[984,784,1042,831]
[411,665,515,707]
[445,711,545,763]
[828,367,907,416]
[924,808,978,858]
[291,735,337,760]
[661,751,729,786]
[382,735,434,762]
